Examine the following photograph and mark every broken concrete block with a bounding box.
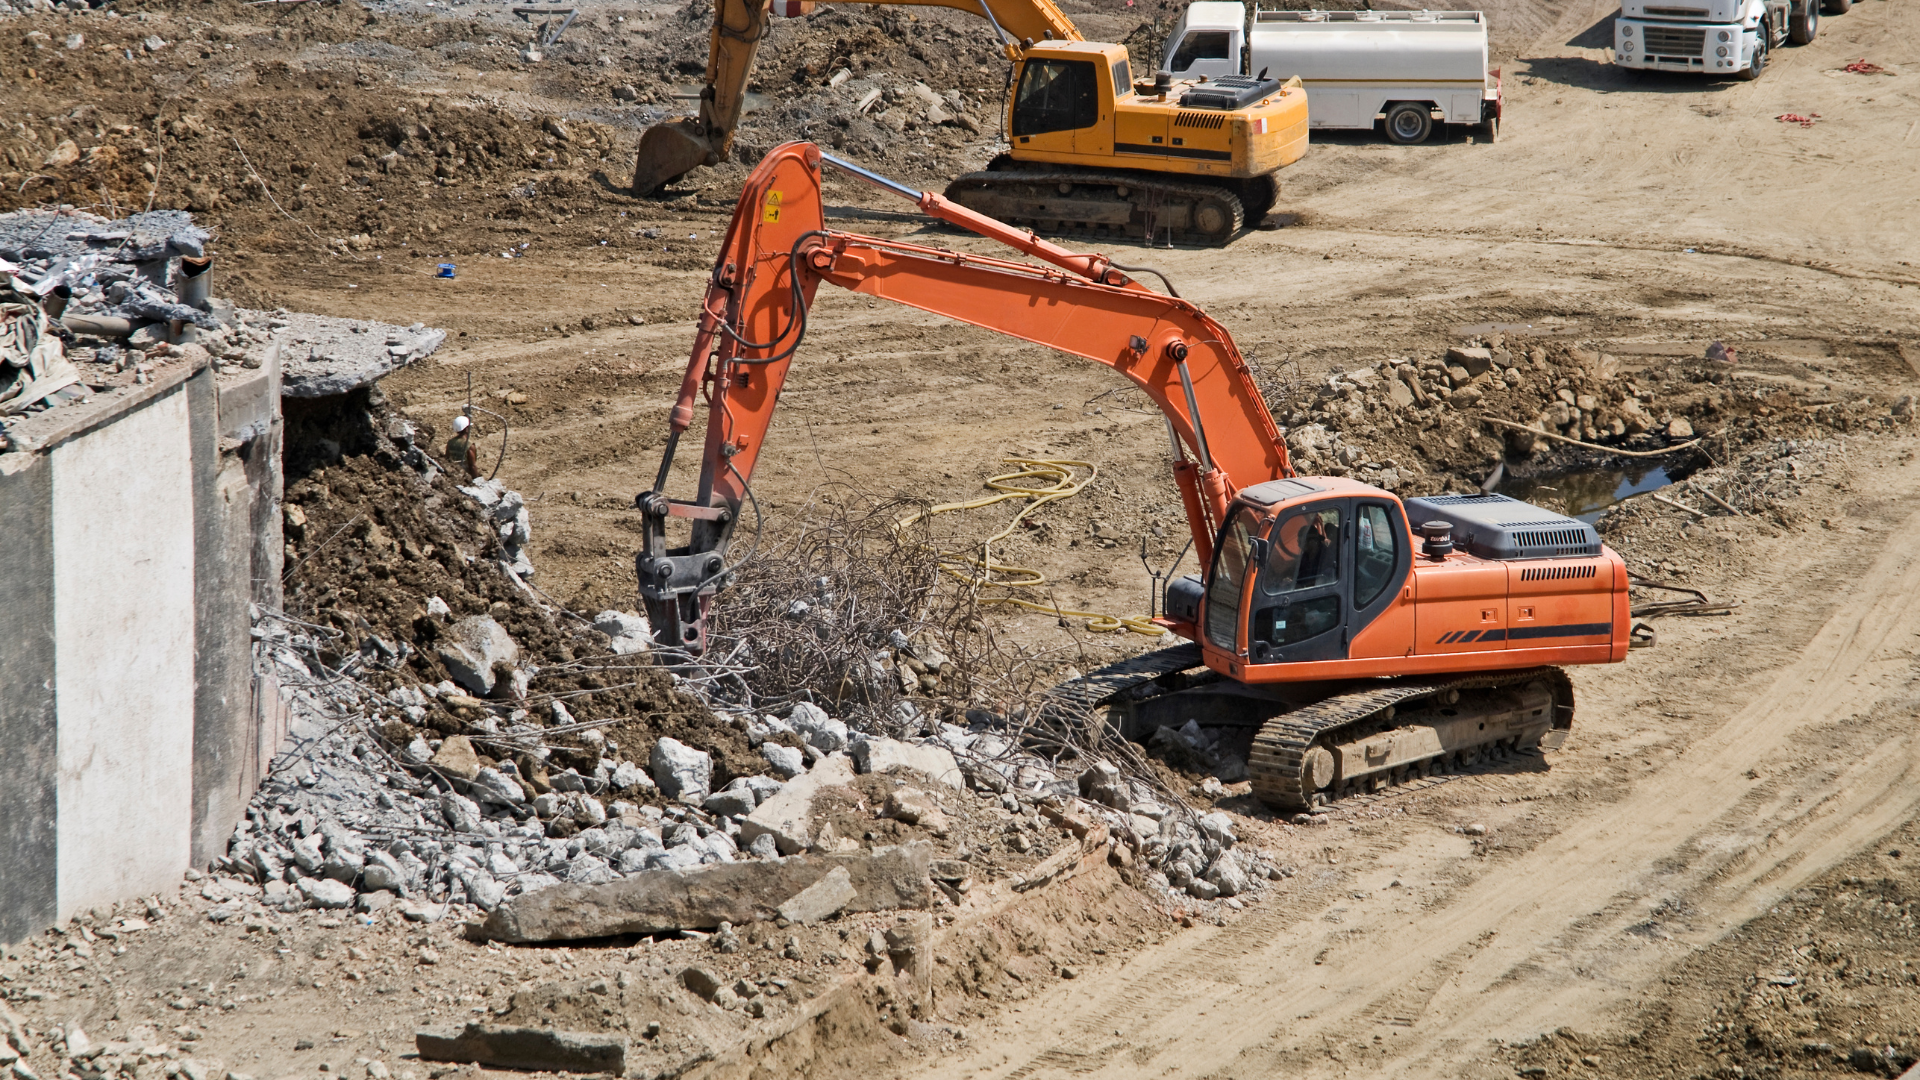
[1445,346,1495,377]
[703,788,756,819]
[651,737,712,803]
[761,743,805,780]
[429,735,480,782]
[471,767,525,806]
[788,702,848,752]
[1076,761,1127,809]
[435,617,518,696]
[416,1023,626,1074]
[739,752,854,856]
[680,965,724,1001]
[776,865,856,924]
[883,788,949,837]
[296,877,353,909]
[592,610,651,655]
[611,760,655,794]
[477,842,932,943]
[851,737,963,789]
[439,793,483,833]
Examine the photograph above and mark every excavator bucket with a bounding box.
[631,119,715,196]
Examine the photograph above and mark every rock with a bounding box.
[471,767,525,806]
[426,596,452,619]
[612,85,639,102]
[477,842,932,943]
[466,873,507,911]
[1464,822,1488,836]
[440,793,483,833]
[748,833,779,860]
[296,877,354,909]
[851,737,963,788]
[1186,877,1221,900]
[883,788,950,836]
[739,753,855,855]
[787,702,848,752]
[1197,812,1237,849]
[680,966,724,1001]
[400,900,447,923]
[650,737,712,803]
[1447,346,1495,377]
[1386,380,1416,409]
[436,617,519,696]
[1206,854,1252,898]
[429,735,481,782]
[1077,762,1128,809]
[43,140,79,168]
[703,789,756,819]
[761,743,806,780]
[1668,417,1695,438]
[415,1024,626,1074]
[776,865,856,924]
[611,760,656,794]
[592,610,651,655]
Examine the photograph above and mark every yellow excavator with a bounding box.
[632,0,1309,243]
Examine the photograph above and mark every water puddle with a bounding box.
[1497,465,1675,524]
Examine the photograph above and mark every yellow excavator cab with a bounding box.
[1007,42,1308,180]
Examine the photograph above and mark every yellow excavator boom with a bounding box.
[632,0,1082,195]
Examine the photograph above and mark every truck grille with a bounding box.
[1643,25,1706,56]
[1643,6,1708,15]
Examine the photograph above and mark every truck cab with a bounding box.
[1613,0,1813,79]
[1160,0,1246,79]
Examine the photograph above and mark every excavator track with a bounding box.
[1247,667,1575,812]
[1036,643,1206,724]
[944,164,1253,246]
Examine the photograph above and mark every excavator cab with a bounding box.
[1190,481,1414,667]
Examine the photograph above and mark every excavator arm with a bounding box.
[638,142,1291,654]
[631,0,1082,195]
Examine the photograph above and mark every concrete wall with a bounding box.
[0,352,282,943]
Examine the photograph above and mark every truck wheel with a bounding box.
[1823,0,1849,13]
[1789,0,1818,42]
[1737,32,1769,79]
[1384,103,1434,145]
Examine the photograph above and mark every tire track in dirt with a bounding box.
[904,482,1920,1080]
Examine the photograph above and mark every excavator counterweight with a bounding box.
[638,143,1630,812]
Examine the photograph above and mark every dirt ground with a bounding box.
[4,0,1920,1072]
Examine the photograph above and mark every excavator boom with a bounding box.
[631,0,1081,195]
[637,141,1286,652]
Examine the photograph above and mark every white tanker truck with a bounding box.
[1159,3,1502,144]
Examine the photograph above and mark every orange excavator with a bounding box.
[637,142,1631,811]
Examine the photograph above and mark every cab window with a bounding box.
[1170,30,1231,72]
[1112,58,1133,97]
[1353,503,1398,608]
[1204,507,1260,651]
[1012,58,1100,137]
[1261,507,1341,596]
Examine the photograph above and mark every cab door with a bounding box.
[1011,56,1100,157]
[1246,500,1348,664]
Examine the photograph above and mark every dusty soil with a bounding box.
[4,0,1920,1072]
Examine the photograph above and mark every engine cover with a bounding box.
[1401,493,1601,560]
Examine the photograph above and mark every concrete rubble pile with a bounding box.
[0,208,443,446]
[215,598,1289,923]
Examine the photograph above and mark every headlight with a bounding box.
[1624,40,1635,50]
[1716,44,1730,55]
[1620,23,1633,34]
[1718,29,1731,40]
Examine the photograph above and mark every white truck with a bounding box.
[1613,0,1826,80]
[1159,3,1502,145]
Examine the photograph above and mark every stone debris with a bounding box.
[852,735,963,788]
[475,842,932,943]
[434,617,520,697]
[593,610,653,655]
[415,1023,627,1074]
[739,753,856,856]
[775,865,857,924]
[651,736,713,803]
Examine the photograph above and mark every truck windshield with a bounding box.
[1171,30,1231,72]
